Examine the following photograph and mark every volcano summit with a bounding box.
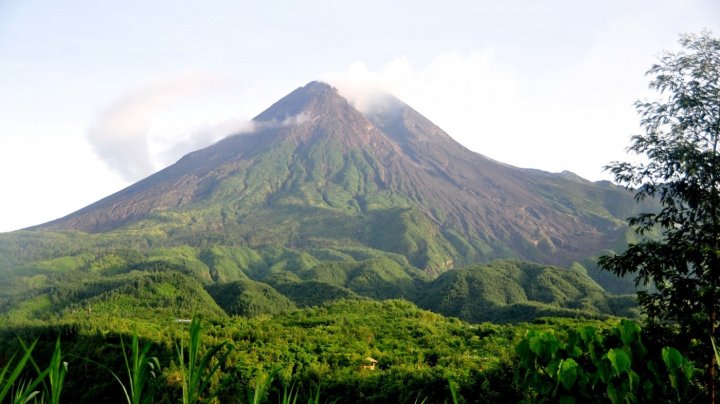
[35,81,639,276]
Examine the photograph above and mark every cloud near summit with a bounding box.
[323,47,647,181]
[86,74,252,182]
[323,52,520,151]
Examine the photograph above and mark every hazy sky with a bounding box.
[0,1,718,232]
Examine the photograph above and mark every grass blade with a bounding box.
[44,338,67,404]
[448,378,460,404]
[0,339,39,401]
[178,316,233,403]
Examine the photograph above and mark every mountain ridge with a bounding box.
[30,81,642,275]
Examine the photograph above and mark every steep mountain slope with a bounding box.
[31,81,640,276]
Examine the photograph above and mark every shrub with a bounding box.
[515,319,695,403]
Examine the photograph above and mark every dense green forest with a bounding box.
[0,227,642,402]
[0,299,615,402]
[0,299,700,403]
[0,239,635,327]
[0,233,645,402]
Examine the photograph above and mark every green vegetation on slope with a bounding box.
[417,260,638,323]
[0,299,622,403]
[0,236,635,326]
[206,278,296,316]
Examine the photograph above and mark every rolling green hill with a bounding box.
[0,81,650,327]
[417,260,638,323]
[0,240,635,326]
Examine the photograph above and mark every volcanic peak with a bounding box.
[30,80,642,276]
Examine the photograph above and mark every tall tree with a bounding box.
[599,31,720,402]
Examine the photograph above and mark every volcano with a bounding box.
[34,81,638,275]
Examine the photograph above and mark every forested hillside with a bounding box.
[0,239,635,327]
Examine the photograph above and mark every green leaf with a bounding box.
[0,339,40,402]
[539,379,553,395]
[606,348,631,376]
[661,347,683,371]
[606,382,620,404]
[627,369,640,392]
[547,357,561,374]
[529,332,559,359]
[516,339,531,363]
[569,345,582,359]
[596,359,612,384]
[618,320,641,347]
[641,379,655,401]
[662,346,692,397]
[576,326,594,344]
[558,395,576,404]
[557,358,579,390]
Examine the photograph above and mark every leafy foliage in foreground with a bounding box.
[2,300,709,403]
[2,299,600,403]
[516,319,696,403]
[176,317,232,403]
[599,31,720,397]
[0,337,41,402]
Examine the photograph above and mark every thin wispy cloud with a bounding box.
[86,73,247,181]
[158,118,255,166]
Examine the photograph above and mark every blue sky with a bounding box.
[0,0,718,232]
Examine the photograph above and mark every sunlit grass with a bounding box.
[176,317,233,403]
[0,338,40,402]
[119,332,161,404]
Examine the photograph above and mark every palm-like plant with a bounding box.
[45,339,67,404]
[120,333,161,404]
[74,331,159,404]
[0,338,42,403]
[176,317,232,403]
[17,337,66,404]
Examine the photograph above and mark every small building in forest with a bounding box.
[361,357,378,370]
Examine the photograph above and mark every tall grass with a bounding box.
[73,332,159,404]
[176,317,232,404]
[280,383,321,404]
[280,383,299,404]
[11,378,41,403]
[253,372,322,404]
[119,333,160,404]
[249,371,273,404]
[101,331,160,404]
[448,378,459,404]
[15,337,66,404]
[0,338,40,402]
[45,339,67,404]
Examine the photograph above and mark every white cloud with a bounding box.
[87,73,251,181]
[324,51,517,125]
[157,118,256,166]
[323,44,659,181]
